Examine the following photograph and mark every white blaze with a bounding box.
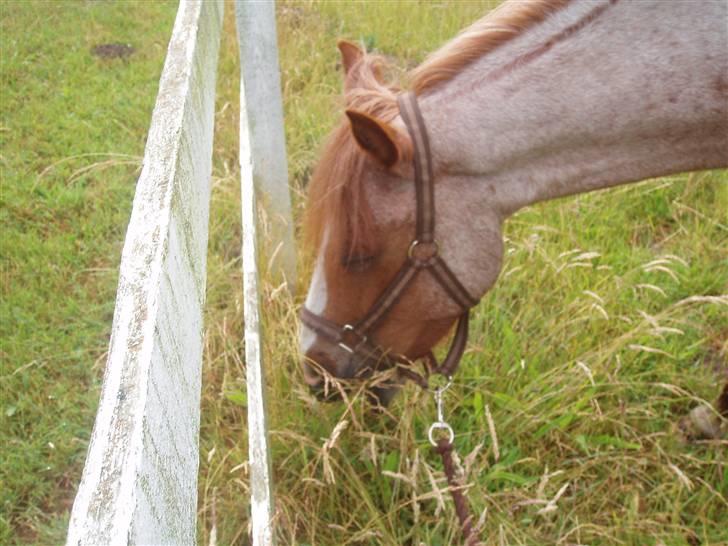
[300,232,328,354]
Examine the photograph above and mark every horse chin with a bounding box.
[308,350,404,406]
[309,374,401,407]
[367,384,401,408]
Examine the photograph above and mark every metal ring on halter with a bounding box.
[338,324,367,354]
[428,421,455,446]
[408,239,440,261]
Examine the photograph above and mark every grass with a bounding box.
[2,1,726,545]
[0,1,179,542]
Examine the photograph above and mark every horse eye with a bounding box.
[342,254,376,272]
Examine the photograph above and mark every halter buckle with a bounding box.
[338,324,367,354]
[408,239,439,263]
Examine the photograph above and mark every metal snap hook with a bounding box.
[428,375,455,445]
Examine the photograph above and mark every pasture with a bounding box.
[1,1,726,544]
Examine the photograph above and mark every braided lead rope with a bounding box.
[429,379,482,546]
[434,438,481,546]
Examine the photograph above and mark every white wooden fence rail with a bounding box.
[66,0,292,544]
[236,0,297,293]
[66,0,223,543]
[236,1,288,544]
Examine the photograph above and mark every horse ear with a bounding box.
[338,39,386,94]
[337,40,363,76]
[346,109,407,168]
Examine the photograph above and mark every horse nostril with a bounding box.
[302,362,324,387]
[303,349,338,380]
[303,350,346,402]
[303,362,343,402]
[307,376,343,403]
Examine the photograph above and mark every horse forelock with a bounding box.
[304,53,400,260]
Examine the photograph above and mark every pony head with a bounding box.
[300,42,504,403]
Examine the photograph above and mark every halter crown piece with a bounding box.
[301,91,479,387]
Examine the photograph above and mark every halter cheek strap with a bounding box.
[301,91,478,384]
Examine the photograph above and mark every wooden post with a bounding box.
[236,1,292,545]
[66,1,223,544]
[235,0,297,294]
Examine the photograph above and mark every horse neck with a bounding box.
[419,0,728,216]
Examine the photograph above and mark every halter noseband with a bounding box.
[300,92,479,386]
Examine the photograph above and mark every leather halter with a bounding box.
[301,92,479,386]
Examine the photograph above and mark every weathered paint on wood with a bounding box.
[240,144,276,546]
[236,2,289,544]
[236,0,297,294]
[66,1,223,544]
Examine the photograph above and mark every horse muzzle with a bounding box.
[302,337,403,404]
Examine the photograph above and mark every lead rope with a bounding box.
[428,379,482,546]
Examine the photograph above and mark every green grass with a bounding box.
[2,1,727,545]
[0,1,178,542]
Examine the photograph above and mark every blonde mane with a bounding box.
[411,0,571,93]
[304,0,572,254]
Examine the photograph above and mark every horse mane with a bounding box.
[411,0,572,93]
[304,0,571,254]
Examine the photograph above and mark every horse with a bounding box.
[298,0,728,427]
